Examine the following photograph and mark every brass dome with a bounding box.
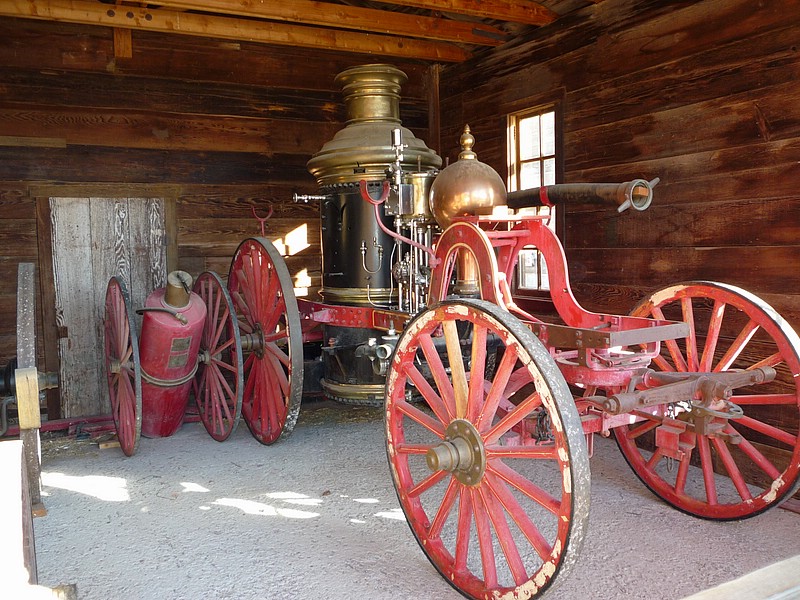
[307,64,441,186]
[429,125,507,228]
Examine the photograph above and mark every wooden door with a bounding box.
[50,198,167,418]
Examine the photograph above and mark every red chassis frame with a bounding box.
[298,213,696,428]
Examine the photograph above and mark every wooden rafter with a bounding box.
[113,0,132,59]
[0,0,470,62]
[369,0,558,26]
[151,0,508,46]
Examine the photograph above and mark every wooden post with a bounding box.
[35,197,63,421]
[0,440,37,586]
[426,63,441,157]
[16,263,45,515]
[0,441,79,596]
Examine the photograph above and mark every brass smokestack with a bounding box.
[307,64,441,185]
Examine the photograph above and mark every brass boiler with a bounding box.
[429,125,507,296]
[306,64,441,404]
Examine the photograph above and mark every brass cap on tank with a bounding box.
[164,270,193,308]
[429,126,507,229]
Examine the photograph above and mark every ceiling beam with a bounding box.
[0,0,470,62]
[151,0,508,46]
[370,0,557,26]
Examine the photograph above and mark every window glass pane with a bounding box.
[516,206,540,216]
[539,252,550,291]
[519,116,540,161]
[520,161,541,189]
[541,111,555,156]
[517,249,538,289]
[543,158,556,186]
[509,106,558,294]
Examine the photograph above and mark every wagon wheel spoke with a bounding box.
[617,282,800,519]
[228,238,302,444]
[103,276,142,457]
[386,299,589,599]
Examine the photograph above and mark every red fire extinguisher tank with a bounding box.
[139,272,206,438]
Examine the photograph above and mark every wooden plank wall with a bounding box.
[0,18,433,416]
[438,0,800,329]
[0,186,40,365]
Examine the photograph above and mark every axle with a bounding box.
[602,367,776,414]
[0,356,59,437]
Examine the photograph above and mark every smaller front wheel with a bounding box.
[386,299,590,600]
[228,238,303,444]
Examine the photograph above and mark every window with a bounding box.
[507,107,559,291]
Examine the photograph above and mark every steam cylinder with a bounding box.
[139,273,206,437]
[308,64,441,305]
[307,64,441,403]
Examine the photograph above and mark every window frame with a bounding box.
[506,101,565,301]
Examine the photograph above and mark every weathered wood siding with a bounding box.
[0,18,433,417]
[50,197,167,418]
[0,187,41,367]
[439,0,800,327]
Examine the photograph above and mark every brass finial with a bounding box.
[458,125,476,160]
[429,125,507,228]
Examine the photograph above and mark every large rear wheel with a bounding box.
[386,299,589,599]
[617,281,800,519]
[228,238,302,444]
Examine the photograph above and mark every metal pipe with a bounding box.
[0,396,14,436]
[0,358,17,395]
[506,178,659,213]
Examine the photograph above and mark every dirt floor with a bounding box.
[33,402,800,600]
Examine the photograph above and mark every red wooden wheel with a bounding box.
[228,238,303,444]
[617,281,800,519]
[103,276,142,457]
[386,299,589,599]
[193,271,243,441]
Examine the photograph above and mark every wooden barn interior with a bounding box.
[2,0,798,420]
[1,0,799,597]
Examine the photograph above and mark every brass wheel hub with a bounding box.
[241,323,265,357]
[426,419,486,486]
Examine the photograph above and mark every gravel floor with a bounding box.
[34,402,800,600]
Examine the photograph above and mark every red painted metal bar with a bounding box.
[3,411,202,438]
[297,298,407,333]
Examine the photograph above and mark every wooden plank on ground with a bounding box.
[680,554,800,600]
[0,440,36,586]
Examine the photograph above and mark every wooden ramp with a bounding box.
[0,440,76,599]
[682,554,800,600]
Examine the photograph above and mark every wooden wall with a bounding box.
[438,0,800,328]
[0,18,433,418]
[0,185,40,366]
